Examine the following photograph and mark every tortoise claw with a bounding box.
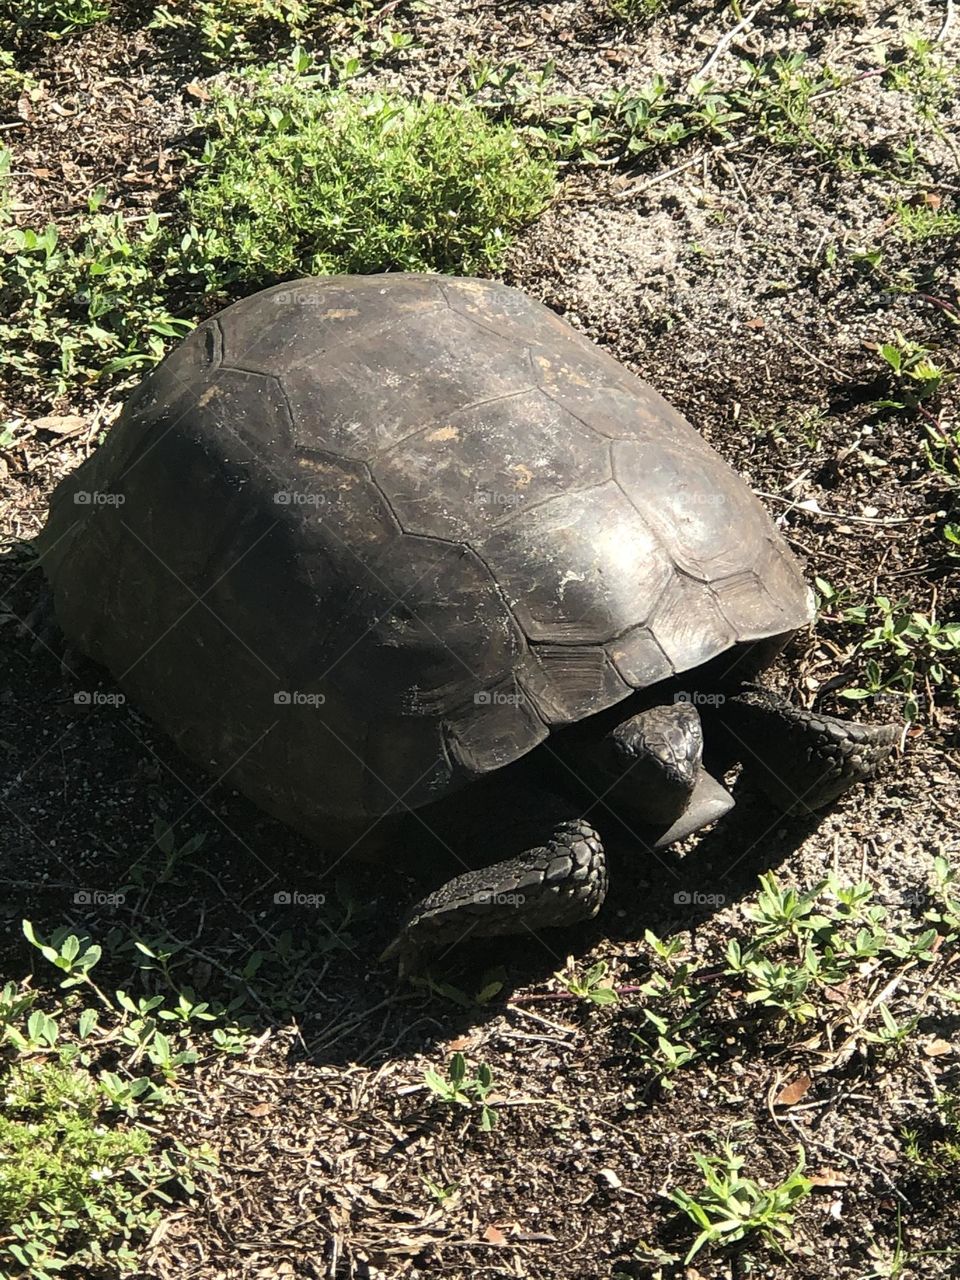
[381,819,607,964]
[726,687,901,814]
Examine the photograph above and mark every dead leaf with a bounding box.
[923,1038,953,1057]
[745,316,765,330]
[447,1036,472,1051]
[775,1073,813,1106]
[922,192,942,209]
[246,1101,273,1118]
[809,1167,849,1188]
[185,80,211,101]
[483,1225,507,1245]
[32,414,86,436]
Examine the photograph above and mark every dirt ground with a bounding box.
[1,1,959,1277]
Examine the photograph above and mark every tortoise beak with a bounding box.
[651,769,734,848]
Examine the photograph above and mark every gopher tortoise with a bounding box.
[37,274,898,961]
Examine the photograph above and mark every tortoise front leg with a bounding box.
[724,686,901,814]
[380,817,606,964]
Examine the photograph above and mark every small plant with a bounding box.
[184,60,556,284]
[2,0,109,43]
[839,595,960,718]
[669,1144,812,1262]
[605,0,665,20]
[875,333,948,409]
[923,417,960,485]
[629,931,715,1087]
[895,201,960,242]
[423,1052,498,1131]
[0,210,194,413]
[150,0,315,62]
[882,34,956,120]
[903,1091,960,1182]
[555,958,619,1006]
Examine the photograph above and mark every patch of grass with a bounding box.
[668,1143,812,1262]
[895,200,960,242]
[0,922,224,1278]
[0,0,108,44]
[183,61,556,283]
[837,594,960,720]
[464,53,859,170]
[151,0,316,62]
[725,871,938,1026]
[604,0,665,21]
[0,205,195,413]
[904,1091,960,1183]
[883,33,957,120]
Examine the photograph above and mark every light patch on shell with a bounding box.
[426,426,459,442]
[198,386,219,407]
[511,464,534,489]
[557,569,586,600]
[319,308,360,321]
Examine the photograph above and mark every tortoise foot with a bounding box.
[380,818,607,966]
[726,687,901,814]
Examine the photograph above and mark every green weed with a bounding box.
[0,208,194,411]
[629,931,715,1088]
[725,872,937,1026]
[669,1143,811,1262]
[423,1052,498,1131]
[184,61,556,283]
[895,201,960,242]
[1,0,108,43]
[555,958,619,1006]
[839,595,960,719]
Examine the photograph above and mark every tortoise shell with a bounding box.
[38,274,813,834]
